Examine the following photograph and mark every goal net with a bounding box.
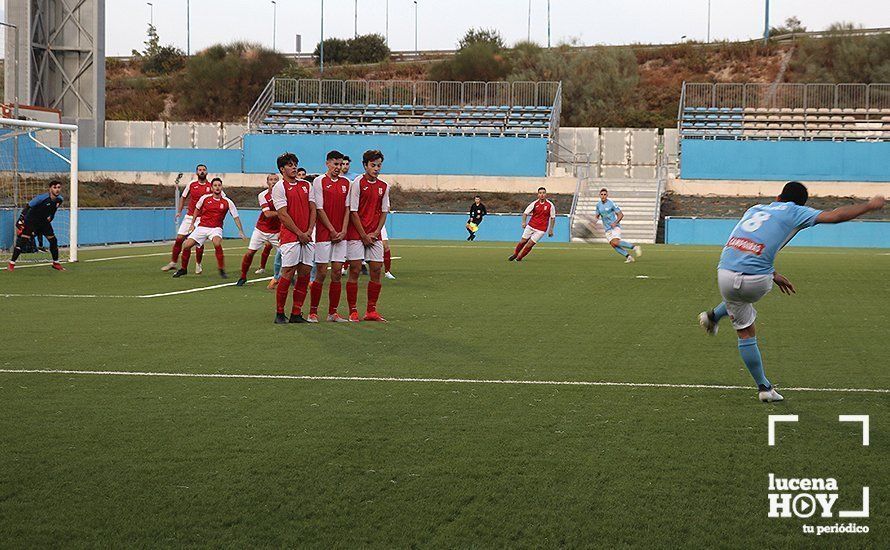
[0,118,79,263]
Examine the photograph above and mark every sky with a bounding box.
[2,0,890,56]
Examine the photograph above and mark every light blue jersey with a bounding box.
[718,201,822,275]
[596,199,621,229]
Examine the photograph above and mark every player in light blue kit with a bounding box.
[594,188,641,263]
[699,181,885,403]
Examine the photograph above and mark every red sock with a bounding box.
[517,243,534,260]
[346,281,359,313]
[240,250,256,279]
[276,277,292,314]
[196,246,204,264]
[260,244,272,269]
[309,280,323,315]
[180,248,191,270]
[383,249,392,273]
[514,242,523,255]
[171,236,185,262]
[367,281,382,312]
[215,247,225,270]
[328,281,342,314]
[291,275,310,315]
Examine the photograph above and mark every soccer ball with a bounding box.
[468,223,479,233]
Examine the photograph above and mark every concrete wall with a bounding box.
[105,121,247,148]
[665,217,890,248]
[680,139,890,182]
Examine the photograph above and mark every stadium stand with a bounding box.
[248,79,561,139]
[679,82,890,141]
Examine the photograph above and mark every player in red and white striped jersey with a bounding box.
[509,187,556,262]
[173,178,245,279]
[163,164,212,273]
[307,150,351,323]
[345,150,390,322]
[235,174,281,286]
[271,152,317,324]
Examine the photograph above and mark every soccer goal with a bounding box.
[0,118,79,263]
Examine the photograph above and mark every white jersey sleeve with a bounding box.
[258,190,269,211]
[348,176,361,212]
[523,200,536,215]
[271,181,287,211]
[225,197,239,219]
[382,184,391,213]
[548,200,557,218]
[311,176,324,210]
[181,185,190,199]
[195,193,210,210]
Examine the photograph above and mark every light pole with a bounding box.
[763,0,770,44]
[147,2,153,26]
[0,22,19,119]
[386,0,389,46]
[706,0,711,43]
[186,0,190,55]
[320,0,325,73]
[295,34,302,53]
[547,0,550,48]
[272,1,277,51]
[527,0,531,42]
[354,0,358,38]
[414,1,418,55]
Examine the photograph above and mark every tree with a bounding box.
[769,16,807,37]
[458,28,506,51]
[132,24,186,76]
[347,34,390,64]
[313,38,349,65]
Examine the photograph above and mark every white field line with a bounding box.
[0,368,887,394]
[0,277,273,299]
[138,277,272,298]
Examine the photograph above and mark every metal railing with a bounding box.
[247,78,276,132]
[256,78,559,109]
[681,82,890,110]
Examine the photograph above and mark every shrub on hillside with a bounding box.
[788,24,890,83]
[175,42,288,120]
[429,28,511,81]
[508,45,640,127]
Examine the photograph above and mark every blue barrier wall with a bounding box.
[1,209,570,248]
[242,134,547,177]
[665,217,890,248]
[681,139,890,182]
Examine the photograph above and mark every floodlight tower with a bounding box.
[3,0,106,147]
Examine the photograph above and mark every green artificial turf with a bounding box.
[1,241,887,547]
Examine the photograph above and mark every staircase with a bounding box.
[570,178,663,244]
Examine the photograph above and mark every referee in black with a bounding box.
[466,195,487,241]
[8,180,66,271]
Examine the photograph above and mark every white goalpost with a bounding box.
[0,117,79,263]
